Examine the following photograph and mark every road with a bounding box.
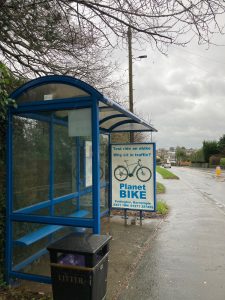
[171,167,225,212]
[117,166,225,300]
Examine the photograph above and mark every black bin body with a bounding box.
[47,233,111,300]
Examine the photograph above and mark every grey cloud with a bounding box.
[114,36,225,148]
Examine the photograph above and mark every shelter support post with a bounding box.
[92,99,100,234]
[108,134,112,215]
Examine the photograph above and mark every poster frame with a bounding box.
[110,142,156,212]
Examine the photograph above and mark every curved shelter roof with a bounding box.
[11,75,157,133]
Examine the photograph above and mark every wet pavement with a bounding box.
[102,215,163,300]
[117,167,225,300]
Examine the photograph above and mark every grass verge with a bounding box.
[156,182,166,194]
[157,200,169,215]
[156,166,179,179]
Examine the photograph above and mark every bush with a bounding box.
[220,158,225,167]
[190,148,205,163]
[203,140,219,163]
[209,154,223,166]
[0,63,20,283]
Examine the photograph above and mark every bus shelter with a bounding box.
[6,75,157,284]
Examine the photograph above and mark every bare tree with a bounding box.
[1,1,225,82]
[65,0,225,47]
[0,1,121,92]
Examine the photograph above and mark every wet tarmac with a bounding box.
[171,167,225,211]
[117,167,225,300]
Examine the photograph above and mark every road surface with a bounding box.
[172,167,225,212]
[117,167,225,300]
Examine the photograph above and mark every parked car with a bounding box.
[164,162,171,168]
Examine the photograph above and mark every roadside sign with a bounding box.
[111,143,156,211]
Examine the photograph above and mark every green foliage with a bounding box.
[0,194,5,284]
[190,148,205,163]
[0,63,17,120]
[157,200,169,215]
[156,166,179,179]
[0,62,21,284]
[220,158,225,167]
[156,156,161,165]
[202,140,219,163]
[209,155,222,166]
[218,135,225,154]
[175,147,187,165]
[0,63,11,284]
[197,134,225,164]
[156,182,166,194]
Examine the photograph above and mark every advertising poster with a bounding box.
[111,143,156,211]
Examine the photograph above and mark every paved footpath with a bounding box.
[118,170,225,300]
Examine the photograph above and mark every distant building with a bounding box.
[167,150,176,165]
[186,148,196,156]
[157,147,176,165]
[157,148,167,161]
[157,146,197,166]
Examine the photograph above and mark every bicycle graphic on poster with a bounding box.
[114,159,152,182]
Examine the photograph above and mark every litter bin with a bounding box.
[47,233,111,300]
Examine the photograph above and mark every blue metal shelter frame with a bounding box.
[6,75,157,284]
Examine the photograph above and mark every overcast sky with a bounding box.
[114,36,225,150]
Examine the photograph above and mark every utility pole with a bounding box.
[128,26,134,143]
[127,27,147,143]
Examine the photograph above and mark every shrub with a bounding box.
[209,154,223,166]
[220,158,225,167]
[203,140,219,163]
[190,148,205,163]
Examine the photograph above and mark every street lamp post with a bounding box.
[127,26,147,143]
[128,26,134,116]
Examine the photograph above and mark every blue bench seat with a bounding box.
[15,210,88,246]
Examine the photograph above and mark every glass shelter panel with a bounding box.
[54,124,73,198]
[54,134,93,218]
[12,222,79,277]
[101,117,130,130]
[16,83,90,104]
[13,108,93,218]
[99,108,118,120]
[13,221,52,272]
[112,122,150,131]
[13,116,50,214]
